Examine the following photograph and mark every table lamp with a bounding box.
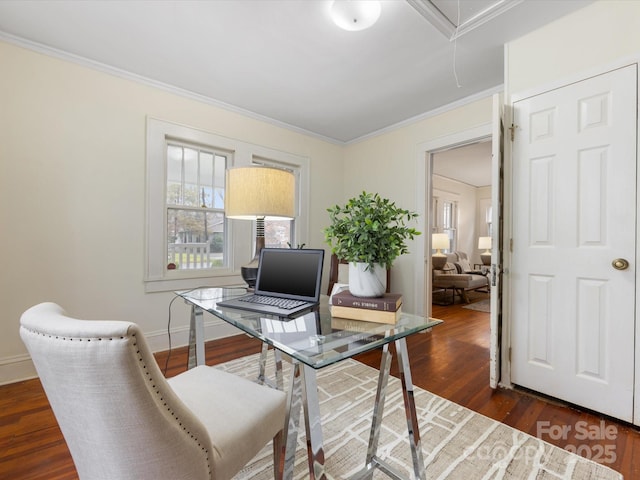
[478,236,492,266]
[432,233,450,270]
[225,166,295,288]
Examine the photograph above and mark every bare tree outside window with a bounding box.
[166,143,227,270]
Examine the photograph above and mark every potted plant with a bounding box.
[324,191,421,297]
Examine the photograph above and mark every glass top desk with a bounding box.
[177,287,443,480]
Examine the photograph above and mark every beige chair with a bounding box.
[20,302,286,480]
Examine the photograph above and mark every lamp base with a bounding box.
[241,235,265,289]
[241,261,259,289]
[432,254,447,270]
[480,252,491,266]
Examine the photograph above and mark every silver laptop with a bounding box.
[217,248,325,318]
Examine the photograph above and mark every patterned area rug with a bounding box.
[218,354,621,480]
[462,299,491,313]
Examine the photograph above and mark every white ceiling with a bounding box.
[0,0,592,144]
[433,141,492,187]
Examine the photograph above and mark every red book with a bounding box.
[331,291,402,311]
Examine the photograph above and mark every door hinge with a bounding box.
[508,347,512,362]
[509,124,517,141]
[510,238,513,252]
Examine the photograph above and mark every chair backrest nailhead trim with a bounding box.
[22,326,213,478]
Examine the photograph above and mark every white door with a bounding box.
[510,65,637,422]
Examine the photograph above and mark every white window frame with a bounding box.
[432,191,459,253]
[145,117,310,293]
[442,200,458,252]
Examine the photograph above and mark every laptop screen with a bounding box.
[254,248,324,301]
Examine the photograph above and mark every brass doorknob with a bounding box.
[612,258,630,270]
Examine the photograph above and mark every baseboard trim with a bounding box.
[144,317,240,354]
[0,354,38,386]
[0,318,240,386]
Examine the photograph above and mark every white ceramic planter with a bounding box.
[348,262,387,297]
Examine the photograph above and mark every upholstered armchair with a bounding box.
[432,252,489,303]
[20,302,287,480]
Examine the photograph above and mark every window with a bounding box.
[146,118,310,292]
[166,143,228,271]
[442,200,458,252]
[432,195,458,252]
[485,204,493,237]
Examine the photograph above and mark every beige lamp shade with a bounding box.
[432,233,450,252]
[225,166,295,220]
[478,236,492,251]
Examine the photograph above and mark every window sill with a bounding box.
[144,271,245,293]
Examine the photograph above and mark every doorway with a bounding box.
[431,142,492,307]
[432,142,492,260]
[414,123,494,315]
[414,115,502,388]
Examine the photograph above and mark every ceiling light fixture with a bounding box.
[330,0,381,31]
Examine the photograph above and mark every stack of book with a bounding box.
[330,290,402,324]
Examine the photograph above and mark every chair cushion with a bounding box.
[168,365,286,480]
[433,273,488,289]
[458,257,472,273]
[464,274,489,289]
[442,262,457,273]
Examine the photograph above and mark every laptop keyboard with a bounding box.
[239,295,307,310]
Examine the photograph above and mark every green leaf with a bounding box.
[323,191,421,269]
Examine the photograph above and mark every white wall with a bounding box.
[505,1,640,95]
[0,40,344,384]
[343,98,493,313]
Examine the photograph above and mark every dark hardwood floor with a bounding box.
[1,292,639,479]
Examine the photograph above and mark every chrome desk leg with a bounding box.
[366,343,392,465]
[187,305,205,369]
[258,343,284,390]
[301,364,327,480]
[281,361,303,480]
[351,344,404,480]
[274,348,284,390]
[258,343,269,384]
[395,337,426,480]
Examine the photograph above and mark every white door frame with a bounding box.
[414,122,492,313]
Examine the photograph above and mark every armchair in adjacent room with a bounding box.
[19,302,287,480]
[432,252,489,304]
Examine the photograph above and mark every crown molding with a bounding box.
[1,30,502,147]
[0,31,343,145]
[346,85,503,145]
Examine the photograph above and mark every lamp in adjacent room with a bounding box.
[225,166,295,288]
[431,233,450,270]
[478,236,492,266]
